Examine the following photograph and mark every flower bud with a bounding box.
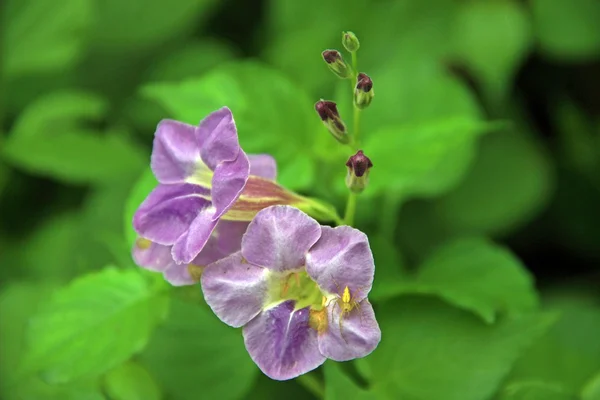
[322,50,352,79]
[345,150,373,193]
[342,31,360,52]
[315,100,349,144]
[354,72,374,110]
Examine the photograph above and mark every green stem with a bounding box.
[296,373,325,399]
[352,106,362,147]
[343,192,357,226]
[342,50,362,227]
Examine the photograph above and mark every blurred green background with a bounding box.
[1,0,600,399]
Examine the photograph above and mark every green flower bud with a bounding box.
[322,50,352,79]
[345,150,373,193]
[342,31,360,52]
[354,72,374,110]
[315,100,349,144]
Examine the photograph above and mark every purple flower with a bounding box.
[133,149,279,285]
[132,220,249,285]
[132,107,306,266]
[201,206,381,380]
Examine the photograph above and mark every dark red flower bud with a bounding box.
[314,100,349,144]
[354,72,374,110]
[321,50,352,79]
[345,150,373,193]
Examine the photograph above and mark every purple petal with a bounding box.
[132,239,199,286]
[164,263,196,286]
[248,154,277,180]
[171,208,218,264]
[306,226,374,301]
[151,120,201,184]
[241,206,321,272]
[197,107,241,170]
[213,220,249,256]
[243,301,326,380]
[201,252,269,328]
[318,299,381,361]
[211,151,250,219]
[185,220,247,266]
[133,184,211,245]
[132,239,173,272]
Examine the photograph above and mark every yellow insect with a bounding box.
[326,277,365,343]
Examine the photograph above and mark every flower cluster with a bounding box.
[131,32,380,382]
[202,206,381,380]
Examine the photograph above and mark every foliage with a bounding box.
[2,0,599,399]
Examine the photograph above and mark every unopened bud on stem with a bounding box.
[315,100,349,144]
[342,31,360,52]
[322,50,352,79]
[354,72,374,110]
[345,150,373,193]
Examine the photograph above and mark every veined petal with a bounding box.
[132,239,173,272]
[197,107,241,170]
[213,220,249,257]
[201,252,269,328]
[241,206,321,272]
[211,151,250,219]
[171,207,218,264]
[151,120,201,184]
[306,226,374,301]
[248,154,277,181]
[164,263,196,286]
[133,184,211,245]
[243,301,326,380]
[318,300,381,361]
[191,220,247,268]
[132,239,199,286]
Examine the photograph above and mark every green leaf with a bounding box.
[127,40,238,132]
[506,289,600,393]
[0,282,105,400]
[531,0,600,61]
[399,238,538,323]
[139,298,257,400]
[21,267,168,384]
[453,1,532,103]
[582,370,600,400]
[88,0,218,51]
[369,235,407,302]
[6,380,106,400]
[246,374,317,400]
[367,297,555,400]
[324,362,379,400]
[433,128,554,237]
[103,361,161,400]
[497,381,576,400]
[364,118,499,199]
[0,283,57,384]
[145,40,238,83]
[0,210,118,283]
[141,61,321,190]
[3,91,145,184]
[2,0,93,78]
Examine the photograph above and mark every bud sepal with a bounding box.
[342,31,360,52]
